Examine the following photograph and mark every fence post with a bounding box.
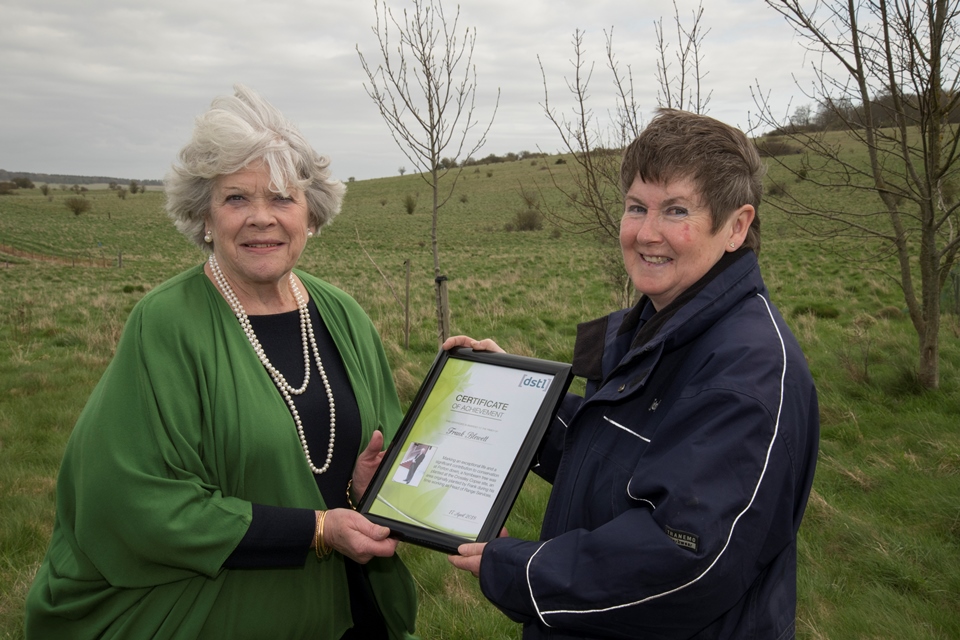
[435,274,450,346]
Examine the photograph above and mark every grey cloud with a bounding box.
[1,0,818,182]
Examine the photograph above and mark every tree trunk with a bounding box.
[917,194,941,389]
[918,310,940,390]
[430,167,448,345]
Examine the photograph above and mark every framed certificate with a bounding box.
[358,347,572,553]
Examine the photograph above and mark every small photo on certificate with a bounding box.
[393,442,435,487]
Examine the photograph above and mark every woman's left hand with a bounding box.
[323,509,399,564]
[351,430,385,500]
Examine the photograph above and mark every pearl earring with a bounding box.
[204,230,213,243]
[307,230,314,238]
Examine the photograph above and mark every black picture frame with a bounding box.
[358,347,572,554]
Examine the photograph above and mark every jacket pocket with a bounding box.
[581,405,655,518]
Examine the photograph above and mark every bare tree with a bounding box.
[536,30,632,245]
[753,0,960,390]
[789,104,813,130]
[357,0,499,344]
[654,0,712,114]
[537,1,711,307]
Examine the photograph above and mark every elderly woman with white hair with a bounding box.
[25,86,418,639]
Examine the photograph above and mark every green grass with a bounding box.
[1,152,959,638]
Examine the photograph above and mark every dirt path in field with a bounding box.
[0,244,109,267]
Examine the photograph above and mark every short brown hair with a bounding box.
[620,109,763,254]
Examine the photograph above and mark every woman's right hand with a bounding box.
[318,509,398,564]
[442,335,506,354]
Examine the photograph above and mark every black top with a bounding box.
[222,298,387,638]
[248,298,362,507]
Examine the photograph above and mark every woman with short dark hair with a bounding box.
[447,109,819,640]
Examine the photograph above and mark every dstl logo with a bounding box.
[518,374,550,391]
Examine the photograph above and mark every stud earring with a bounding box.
[729,242,736,248]
[204,230,213,243]
[307,230,314,238]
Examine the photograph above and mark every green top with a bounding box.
[25,265,418,639]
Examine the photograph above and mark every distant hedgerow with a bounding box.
[754,138,801,157]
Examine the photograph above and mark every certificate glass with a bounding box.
[358,347,572,553]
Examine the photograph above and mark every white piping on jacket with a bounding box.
[529,294,788,621]
[602,415,651,442]
[603,416,657,508]
[527,542,553,628]
[626,482,657,510]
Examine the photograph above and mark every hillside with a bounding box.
[1,153,958,639]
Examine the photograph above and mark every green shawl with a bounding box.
[25,265,418,639]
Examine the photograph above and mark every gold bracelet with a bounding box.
[313,511,327,560]
[346,479,356,510]
[318,510,332,558]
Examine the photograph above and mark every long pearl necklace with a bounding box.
[208,254,336,474]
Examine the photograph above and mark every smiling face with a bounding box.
[206,164,311,298]
[620,175,755,311]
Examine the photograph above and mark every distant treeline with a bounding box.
[0,169,162,187]
[765,91,960,136]
[438,150,551,170]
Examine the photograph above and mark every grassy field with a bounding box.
[1,149,959,639]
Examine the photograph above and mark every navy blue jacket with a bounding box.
[479,251,819,639]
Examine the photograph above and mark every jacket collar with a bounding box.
[622,247,753,350]
[572,249,761,382]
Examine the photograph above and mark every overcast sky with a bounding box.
[1,0,822,183]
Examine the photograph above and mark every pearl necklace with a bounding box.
[208,254,336,474]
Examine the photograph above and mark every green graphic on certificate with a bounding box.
[367,358,554,539]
